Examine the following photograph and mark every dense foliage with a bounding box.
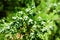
[0,0,60,40]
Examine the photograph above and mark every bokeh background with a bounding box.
[0,0,60,40]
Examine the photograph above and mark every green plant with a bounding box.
[0,0,60,40]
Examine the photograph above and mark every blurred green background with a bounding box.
[0,0,60,40]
